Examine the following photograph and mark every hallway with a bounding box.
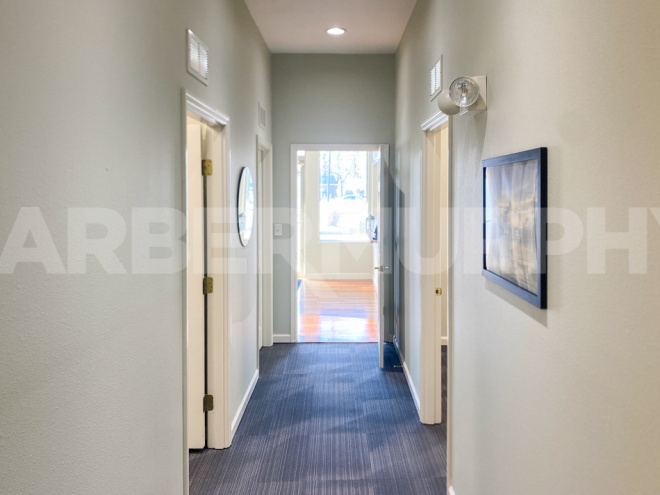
[190,344,447,494]
[298,280,379,343]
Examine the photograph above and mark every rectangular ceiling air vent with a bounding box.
[430,57,442,100]
[258,102,267,129]
[187,29,209,85]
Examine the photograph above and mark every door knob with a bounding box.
[373,266,389,272]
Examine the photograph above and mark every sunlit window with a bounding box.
[318,151,369,242]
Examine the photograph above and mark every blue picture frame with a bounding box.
[482,148,547,309]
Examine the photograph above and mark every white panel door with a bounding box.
[186,122,206,449]
[378,145,391,369]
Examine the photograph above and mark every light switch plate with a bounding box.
[274,224,283,237]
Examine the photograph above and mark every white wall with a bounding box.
[302,151,374,280]
[271,54,395,338]
[0,1,270,493]
[396,0,660,494]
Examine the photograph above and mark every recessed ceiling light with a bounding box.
[327,27,346,36]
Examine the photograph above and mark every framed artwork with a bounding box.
[482,147,547,308]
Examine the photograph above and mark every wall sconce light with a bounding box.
[437,76,487,116]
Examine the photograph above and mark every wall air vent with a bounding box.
[430,57,442,100]
[258,102,267,130]
[187,29,209,85]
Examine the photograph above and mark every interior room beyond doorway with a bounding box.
[295,148,383,343]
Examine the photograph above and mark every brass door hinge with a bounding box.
[203,395,214,413]
[202,159,213,176]
[203,277,214,294]
[435,288,443,296]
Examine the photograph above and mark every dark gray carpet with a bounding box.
[190,343,447,494]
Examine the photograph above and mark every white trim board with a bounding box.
[449,488,457,495]
[292,144,382,152]
[304,273,373,281]
[186,92,230,127]
[231,369,259,440]
[402,360,421,418]
[421,110,449,132]
[394,340,421,418]
[290,146,297,343]
[273,334,292,343]
[257,135,274,349]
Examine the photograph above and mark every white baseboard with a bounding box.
[304,273,373,280]
[231,369,259,439]
[442,336,448,346]
[449,487,457,495]
[401,360,421,417]
[273,334,292,343]
[393,342,422,418]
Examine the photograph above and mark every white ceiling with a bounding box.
[244,0,418,54]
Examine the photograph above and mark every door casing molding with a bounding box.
[257,135,274,349]
[288,144,388,344]
[182,90,232,495]
[420,110,453,491]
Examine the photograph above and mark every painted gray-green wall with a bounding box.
[396,0,660,493]
[0,1,270,493]
[271,54,396,339]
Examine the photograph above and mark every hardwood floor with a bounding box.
[298,279,378,343]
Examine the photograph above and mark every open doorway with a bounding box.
[183,92,232,494]
[419,115,451,428]
[256,136,273,351]
[421,116,452,494]
[291,146,391,360]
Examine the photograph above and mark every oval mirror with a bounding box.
[237,167,255,246]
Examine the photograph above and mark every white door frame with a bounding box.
[182,90,232,495]
[296,159,306,281]
[420,111,454,488]
[257,136,274,349]
[288,144,386,343]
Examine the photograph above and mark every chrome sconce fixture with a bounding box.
[437,76,487,116]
